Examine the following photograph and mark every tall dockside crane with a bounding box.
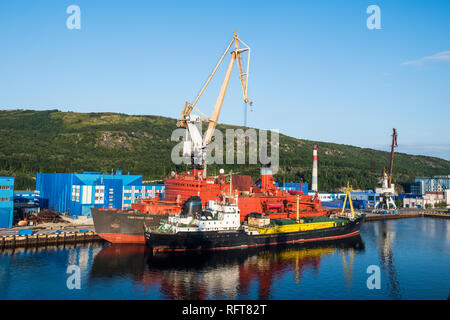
[374,128,398,210]
[176,31,252,177]
[388,128,398,188]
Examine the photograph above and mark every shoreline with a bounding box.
[1,210,448,250]
[364,210,450,222]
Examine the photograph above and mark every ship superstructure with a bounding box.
[163,163,331,221]
[155,199,241,234]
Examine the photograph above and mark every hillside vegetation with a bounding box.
[1,109,449,191]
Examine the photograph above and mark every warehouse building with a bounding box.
[0,177,15,228]
[36,171,163,217]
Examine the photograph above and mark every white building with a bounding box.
[403,191,449,209]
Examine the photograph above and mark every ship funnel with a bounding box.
[182,196,203,216]
[312,145,318,192]
[260,162,274,190]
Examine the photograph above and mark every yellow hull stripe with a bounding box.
[249,221,336,235]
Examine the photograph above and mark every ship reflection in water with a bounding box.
[89,237,365,299]
[2,218,448,299]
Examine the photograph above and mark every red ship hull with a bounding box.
[98,233,145,244]
[92,208,174,244]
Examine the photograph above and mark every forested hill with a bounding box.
[1,109,449,191]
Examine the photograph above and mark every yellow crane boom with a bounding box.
[177,30,252,146]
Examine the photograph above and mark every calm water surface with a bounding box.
[1,217,449,299]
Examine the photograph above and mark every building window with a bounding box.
[0,197,10,201]
[0,185,11,190]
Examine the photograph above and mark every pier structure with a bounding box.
[0,224,103,249]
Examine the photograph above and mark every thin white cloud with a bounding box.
[402,51,450,66]
[364,143,450,161]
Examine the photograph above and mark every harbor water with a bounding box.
[0,217,449,300]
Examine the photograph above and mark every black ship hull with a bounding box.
[145,215,365,251]
[92,208,168,244]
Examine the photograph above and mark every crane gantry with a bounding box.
[177,30,252,177]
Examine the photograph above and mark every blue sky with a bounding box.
[1,0,449,160]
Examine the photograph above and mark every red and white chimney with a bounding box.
[312,145,318,192]
[261,166,274,190]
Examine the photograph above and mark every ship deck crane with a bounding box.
[177,30,252,177]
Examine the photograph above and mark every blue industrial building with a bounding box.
[350,190,380,208]
[275,182,309,193]
[313,190,381,209]
[410,182,422,195]
[312,192,345,202]
[397,193,422,202]
[411,176,450,194]
[0,177,15,228]
[257,181,309,194]
[321,199,368,210]
[281,182,309,194]
[122,184,165,209]
[14,190,41,215]
[14,190,40,206]
[36,171,143,217]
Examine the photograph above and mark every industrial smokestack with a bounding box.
[312,145,318,192]
[260,162,274,190]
